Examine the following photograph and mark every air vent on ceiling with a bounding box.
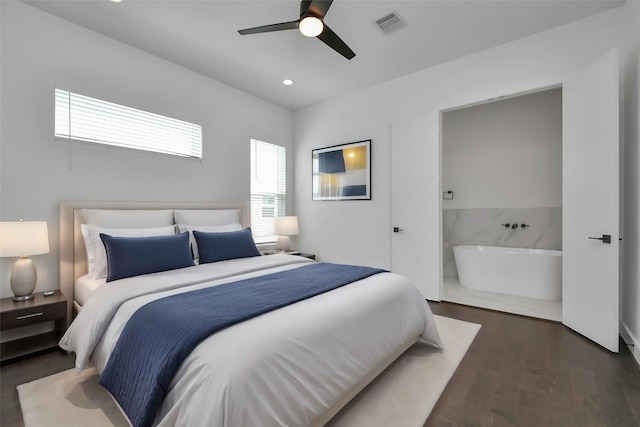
[374,12,407,35]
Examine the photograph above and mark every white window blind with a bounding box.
[250,139,286,244]
[55,89,202,159]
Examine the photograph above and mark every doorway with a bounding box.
[440,87,563,321]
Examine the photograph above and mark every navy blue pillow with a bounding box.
[100,232,195,282]
[193,228,261,264]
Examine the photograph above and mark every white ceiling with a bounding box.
[24,0,623,110]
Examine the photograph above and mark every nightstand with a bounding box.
[0,290,67,364]
[263,250,315,260]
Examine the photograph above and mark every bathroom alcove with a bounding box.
[440,87,563,321]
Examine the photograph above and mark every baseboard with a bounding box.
[620,321,640,370]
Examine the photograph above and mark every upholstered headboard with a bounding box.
[59,201,248,326]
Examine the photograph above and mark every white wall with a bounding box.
[442,88,562,209]
[0,2,294,298]
[294,3,639,357]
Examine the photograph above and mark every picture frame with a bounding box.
[312,140,371,201]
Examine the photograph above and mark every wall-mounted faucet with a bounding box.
[501,223,529,229]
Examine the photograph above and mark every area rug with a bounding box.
[17,315,480,427]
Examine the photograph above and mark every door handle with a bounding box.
[588,234,611,244]
[393,227,404,233]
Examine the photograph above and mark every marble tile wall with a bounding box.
[442,207,562,279]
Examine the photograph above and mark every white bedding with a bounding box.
[60,255,442,427]
[74,274,106,307]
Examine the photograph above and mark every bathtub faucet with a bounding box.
[501,223,529,229]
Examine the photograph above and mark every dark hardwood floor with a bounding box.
[426,302,640,427]
[1,302,638,427]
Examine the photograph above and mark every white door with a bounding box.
[563,49,620,352]
[391,112,441,300]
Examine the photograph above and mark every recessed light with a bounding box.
[110,0,122,3]
[283,79,293,86]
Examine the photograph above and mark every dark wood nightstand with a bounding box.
[0,290,67,364]
[263,250,316,260]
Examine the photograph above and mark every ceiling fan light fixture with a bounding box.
[237,0,355,60]
[299,16,323,37]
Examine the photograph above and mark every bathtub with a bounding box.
[453,245,562,301]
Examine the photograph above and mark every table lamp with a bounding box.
[274,216,299,252]
[0,220,50,301]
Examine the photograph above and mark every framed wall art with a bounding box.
[312,140,371,201]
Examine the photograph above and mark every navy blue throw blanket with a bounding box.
[99,262,385,427]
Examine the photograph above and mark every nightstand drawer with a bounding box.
[0,301,66,330]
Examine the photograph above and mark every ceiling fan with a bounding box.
[237,0,356,60]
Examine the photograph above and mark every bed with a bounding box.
[58,202,442,427]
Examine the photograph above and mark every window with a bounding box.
[55,89,202,159]
[250,139,286,244]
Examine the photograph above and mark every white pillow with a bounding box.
[81,224,176,279]
[173,209,240,227]
[177,223,243,262]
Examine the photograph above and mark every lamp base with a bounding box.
[11,256,37,302]
[275,236,291,252]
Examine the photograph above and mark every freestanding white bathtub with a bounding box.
[453,245,562,301]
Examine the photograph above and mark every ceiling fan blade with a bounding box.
[238,20,299,35]
[317,25,355,60]
[302,0,334,19]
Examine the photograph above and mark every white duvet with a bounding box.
[60,255,442,427]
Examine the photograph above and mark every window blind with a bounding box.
[55,89,202,159]
[250,139,286,244]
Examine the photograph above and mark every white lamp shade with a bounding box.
[274,216,299,236]
[0,221,50,257]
